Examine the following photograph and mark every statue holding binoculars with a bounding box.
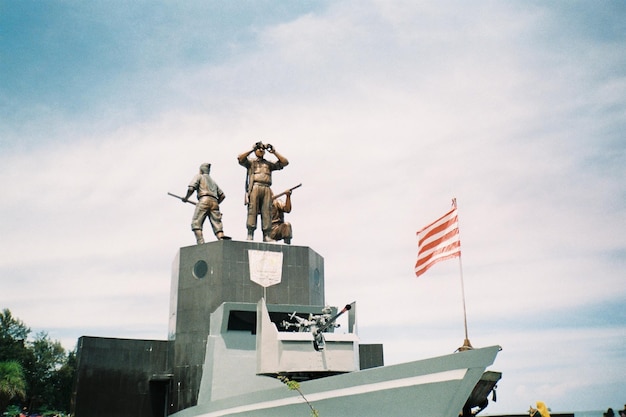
[238,142,289,242]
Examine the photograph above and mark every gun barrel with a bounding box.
[167,192,197,206]
[273,183,302,200]
[317,303,352,333]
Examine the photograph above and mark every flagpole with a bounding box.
[458,254,472,351]
[454,198,472,351]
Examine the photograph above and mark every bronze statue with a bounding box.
[269,189,293,244]
[182,163,231,244]
[238,142,289,242]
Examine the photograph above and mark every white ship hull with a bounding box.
[174,346,500,417]
[172,299,500,417]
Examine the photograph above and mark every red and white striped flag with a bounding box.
[414,202,461,277]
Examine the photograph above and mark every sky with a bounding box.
[1,0,625,414]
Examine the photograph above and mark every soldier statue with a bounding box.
[269,189,293,244]
[182,163,231,244]
[238,142,289,242]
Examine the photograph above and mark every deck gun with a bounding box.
[282,303,353,351]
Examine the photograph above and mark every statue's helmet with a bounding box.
[200,163,211,174]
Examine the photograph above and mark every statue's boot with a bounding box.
[247,229,254,241]
[216,231,231,240]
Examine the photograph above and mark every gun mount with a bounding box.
[256,299,360,378]
[281,304,353,351]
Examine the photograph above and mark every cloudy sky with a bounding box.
[1,0,625,414]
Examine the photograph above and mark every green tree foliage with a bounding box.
[52,349,76,412]
[0,309,31,365]
[0,360,26,413]
[0,309,75,415]
[26,332,68,411]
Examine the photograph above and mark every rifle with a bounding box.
[167,192,197,206]
[273,183,302,200]
[244,166,252,206]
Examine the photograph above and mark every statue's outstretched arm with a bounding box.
[270,148,289,167]
[238,148,254,164]
[182,186,194,202]
[283,191,292,213]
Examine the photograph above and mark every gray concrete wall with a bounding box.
[168,240,325,412]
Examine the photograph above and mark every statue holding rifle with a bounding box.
[238,142,289,242]
[269,184,301,245]
[180,163,231,244]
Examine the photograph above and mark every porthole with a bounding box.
[193,260,208,279]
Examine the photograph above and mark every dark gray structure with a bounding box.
[72,337,172,417]
[71,241,383,417]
